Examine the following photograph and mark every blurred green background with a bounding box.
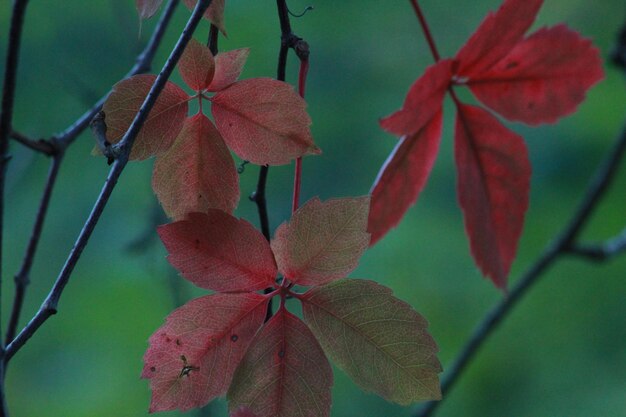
[1,0,625,416]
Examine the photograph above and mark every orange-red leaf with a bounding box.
[228,309,333,417]
[178,38,215,92]
[208,48,250,92]
[158,211,277,292]
[454,0,543,78]
[455,103,531,288]
[211,78,319,165]
[152,114,239,219]
[142,293,269,412]
[379,60,452,136]
[231,408,260,417]
[466,25,604,125]
[102,74,189,160]
[271,197,370,286]
[301,279,441,404]
[136,0,163,19]
[368,112,442,246]
[183,0,227,35]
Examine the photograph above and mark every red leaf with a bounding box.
[102,74,189,160]
[136,0,163,19]
[466,25,604,125]
[369,111,443,246]
[379,60,452,136]
[152,114,239,219]
[271,197,370,286]
[454,103,530,288]
[143,293,269,412]
[208,48,250,92]
[183,0,227,35]
[454,0,543,78]
[211,78,320,165]
[228,308,333,417]
[178,38,215,92]
[158,211,277,292]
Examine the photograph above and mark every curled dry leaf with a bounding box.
[136,0,163,19]
[183,0,227,35]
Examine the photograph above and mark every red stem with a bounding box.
[409,0,441,62]
[292,58,309,213]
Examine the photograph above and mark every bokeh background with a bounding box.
[1,0,625,416]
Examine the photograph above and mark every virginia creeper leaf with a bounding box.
[228,309,333,417]
[301,279,442,404]
[102,74,189,160]
[136,0,163,19]
[183,0,227,35]
[178,38,216,92]
[368,112,443,246]
[152,114,239,219]
[379,60,452,136]
[208,48,250,92]
[454,103,530,288]
[271,197,370,286]
[142,293,269,412]
[466,25,604,125]
[158,211,277,292]
[210,78,320,165]
[454,0,543,77]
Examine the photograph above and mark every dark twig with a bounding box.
[566,228,626,261]
[5,0,213,363]
[5,154,63,345]
[207,24,219,55]
[53,0,181,150]
[0,0,31,414]
[416,119,626,417]
[90,111,115,164]
[10,131,56,156]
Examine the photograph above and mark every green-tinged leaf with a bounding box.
[178,38,215,92]
[136,0,163,19]
[271,197,370,286]
[183,0,227,35]
[228,309,333,417]
[102,74,189,160]
[301,279,442,404]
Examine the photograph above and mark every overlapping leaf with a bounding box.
[142,293,269,412]
[102,74,188,160]
[302,279,442,403]
[152,114,239,219]
[228,309,333,417]
[158,210,277,292]
[370,0,603,288]
[136,0,227,34]
[271,197,370,286]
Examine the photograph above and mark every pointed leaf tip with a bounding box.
[183,0,227,35]
[208,48,250,92]
[454,103,531,288]
[136,0,163,19]
[152,114,239,220]
[369,112,443,246]
[158,210,277,292]
[272,196,370,286]
[302,279,442,404]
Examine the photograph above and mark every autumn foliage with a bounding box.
[102,0,606,414]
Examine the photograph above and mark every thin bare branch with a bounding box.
[10,130,56,156]
[5,0,214,363]
[566,228,626,261]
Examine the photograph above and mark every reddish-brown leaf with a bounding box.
[211,78,320,165]
[142,293,269,412]
[208,48,250,92]
[158,211,277,292]
[183,0,227,35]
[231,408,260,417]
[136,0,163,19]
[102,74,189,160]
[152,114,239,219]
[271,197,370,286]
[301,279,442,404]
[178,38,215,92]
[454,103,531,288]
[368,112,443,246]
[466,25,604,125]
[454,0,543,78]
[379,60,452,136]
[228,309,333,417]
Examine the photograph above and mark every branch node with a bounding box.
[90,111,117,165]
